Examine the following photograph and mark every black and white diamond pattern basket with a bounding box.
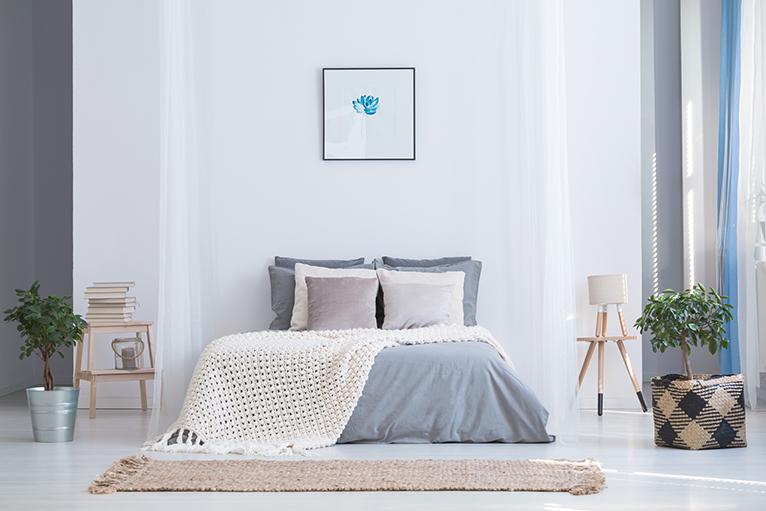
[651,374,747,450]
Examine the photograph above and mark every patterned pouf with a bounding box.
[651,374,747,450]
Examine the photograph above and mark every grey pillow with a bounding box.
[382,256,471,267]
[275,256,365,269]
[378,260,482,326]
[306,276,378,331]
[268,266,296,330]
[380,282,453,330]
[268,262,375,330]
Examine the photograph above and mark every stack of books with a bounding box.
[85,282,136,323]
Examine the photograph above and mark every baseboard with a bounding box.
[77,395,154,409]
[0,376,42,397]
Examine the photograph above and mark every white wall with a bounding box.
[73,0,160,408]
[566,0,643,408]
[74,0,642,409]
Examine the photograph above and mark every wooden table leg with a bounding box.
[139,380,148,411]
[137,329,148,411]
[595,309,603,336]
[579,342,596,388]
[89,379,97,419]
[617,307,629,336]
[74,332,84,389]
[145,325,155,368]
[86,329,95,372]
[87,329,97,418]
[617,340,648,412]
[598,341,605,416]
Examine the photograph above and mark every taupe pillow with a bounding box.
[269,261,373,330]
[306,276,378,331]
[380,282,454,330]
[291,263,378,330]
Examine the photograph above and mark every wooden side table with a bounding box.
[73,321,155,419]
[577,335,647,416]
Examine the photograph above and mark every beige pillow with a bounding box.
[376,268,465,325]
[380,282,453,330]
[306,276,378,331]
[290,263,377,330]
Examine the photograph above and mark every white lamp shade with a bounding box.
[588,274,628,305]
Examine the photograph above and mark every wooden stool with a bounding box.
[578,305,647,416]
[73,321,155,419]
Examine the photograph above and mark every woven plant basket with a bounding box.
[651,373,747,450]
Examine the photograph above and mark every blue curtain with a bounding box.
[717,0,742,374]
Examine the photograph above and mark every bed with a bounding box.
[144,256,553,454]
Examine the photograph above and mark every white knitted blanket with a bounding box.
[143,325,512,456]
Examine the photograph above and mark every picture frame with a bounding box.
[323,68,415,160]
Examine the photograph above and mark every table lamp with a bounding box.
[588,274,628,337]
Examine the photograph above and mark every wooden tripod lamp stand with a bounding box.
[578,274,647,416]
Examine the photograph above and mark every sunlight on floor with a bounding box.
[544,503,593,511]
[632,472,766,486]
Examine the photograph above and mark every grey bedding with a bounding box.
[338,341,554,444]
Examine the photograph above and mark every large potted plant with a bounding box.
[634,284,746,450]
[3,281,87,442]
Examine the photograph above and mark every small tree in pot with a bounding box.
[634,284,746,450]
[634,284,732,380]
[3,281,87,442]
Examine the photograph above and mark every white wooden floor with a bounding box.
[1,388,764,511]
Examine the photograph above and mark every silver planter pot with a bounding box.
[26,387,80,442]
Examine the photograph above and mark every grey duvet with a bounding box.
[338,341,554,444]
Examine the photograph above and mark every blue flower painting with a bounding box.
[352,95,379,115]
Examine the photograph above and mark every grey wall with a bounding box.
[0,0,73,396]
[641,0,721,380]
[683,0,722,376]
[700,1,722,291]
[32,0,74,384]
[641,0,687,379]
[0,0,37,395]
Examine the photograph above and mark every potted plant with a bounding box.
[3,281,87,442]
[634,284,746,450]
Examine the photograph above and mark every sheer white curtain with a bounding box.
[502,0,579,440]
[148,0,216,440]
[737,0,765,409]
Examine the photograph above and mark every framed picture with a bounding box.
[323,68,415,160]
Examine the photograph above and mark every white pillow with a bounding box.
[376,268,465,326]
[290,263,377,331]
[380,282,453,330]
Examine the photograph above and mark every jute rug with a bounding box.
[89,455,606,495]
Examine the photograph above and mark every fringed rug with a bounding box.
[90,455,606,495]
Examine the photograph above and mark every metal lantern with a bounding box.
[111,337,144,370]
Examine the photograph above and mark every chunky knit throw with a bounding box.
[144,325,512,455]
